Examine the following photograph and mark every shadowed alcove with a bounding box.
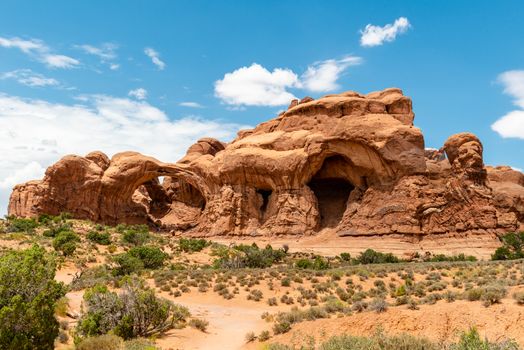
[307,155,358,229]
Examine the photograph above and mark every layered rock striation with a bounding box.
[9,88,524,240]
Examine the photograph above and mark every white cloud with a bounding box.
[300,55,362,92]
[1,69,59,87]
[0,93,248,215]
[360,17,411,47]
[179,102,203,108]
[76,43,119,69]
[0,36,44,53]
[492,70,524,139]
[0,36,80,69]
[144,47,166,70]
[491,110,524,139]
[214,57,362,106]
[128,88,148,100]
[41,54,80,69]
[77,43,117,60]
[498,70,524,109]
[214,63,299,106]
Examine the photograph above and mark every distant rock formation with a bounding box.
[9,88,524,242]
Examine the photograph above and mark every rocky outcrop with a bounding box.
[8,88,524,241]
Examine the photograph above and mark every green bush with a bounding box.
[42,221,73,238]
[339,252,351,261]
[492,232,524,260]
[120,225,150,246]
[76,280,189,341]
[5,216,38,234]
[295,256,330,270]
[450,327,519,350]
[212,243,286,269]
[113,253,145,276]
[429,253,477,262]
[178,238,210,252]
[128,246,168,269]
[87,230,111,245]
[357,249,400,264]
[112,246,168,275]
[52,230,81,256]
[0,245,65,350]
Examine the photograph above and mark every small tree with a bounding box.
[53,230,81,256]
[76,279,189,341]
[0,245,65,349]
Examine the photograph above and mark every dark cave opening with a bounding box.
[308,177,354,229]
[257,189,272,221]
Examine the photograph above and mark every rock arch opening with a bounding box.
[308,155,356,229]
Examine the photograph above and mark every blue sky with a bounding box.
[1,0,524,214]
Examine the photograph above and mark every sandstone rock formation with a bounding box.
[8,88,524,243]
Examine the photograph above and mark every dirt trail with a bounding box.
[156,297,272,350]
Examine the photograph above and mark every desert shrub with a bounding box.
[0,245,65,350]
[513,291,524,305]
[450,327,519,350]
[369,298,388,313]
[4,216,39,234]
[492,232,524,260]
[52,230,80,256]
[321,334,437,350]
[247,289,263,301]
[213,243,286,269]
[113,253,144,276]
[267,297,278,306]
[295,256,330,270]
[429,254,477,262]
[273,321,291,334]
[178,238,209,253]
[352,300,368,312]
[87,230,111,245]
[127,246,168,269]
[270,329,439,350]
[259,330,271,341]
[339,252,351,262]
[76,334,123,350]
[480,285,507,307]
[71,265,114,290]
[189,318,209,332]
[357,249,400,264]
[466,287,484,301]
[245,331,256,342]
[119,225,150,246]
[42,221,73,238]
[465,284,507,307]
[124,338,159,350]
[113,246,168,275]
[76,280,189,340]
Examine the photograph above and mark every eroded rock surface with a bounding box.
[8,88,524,241]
